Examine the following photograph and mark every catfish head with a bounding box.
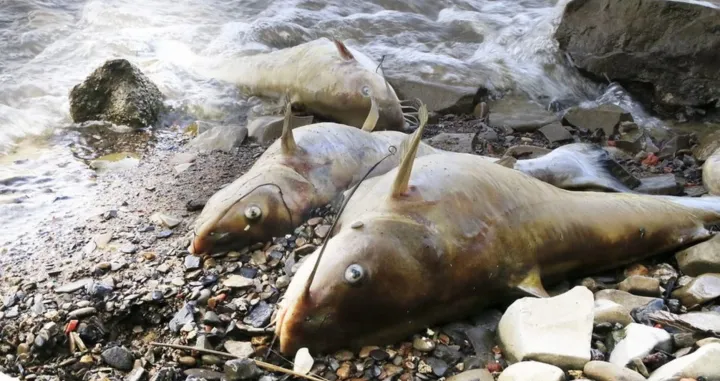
[275,215,441,355]
[189,177,303,255]
[319,39,406,131]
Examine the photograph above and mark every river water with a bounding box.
[0,0,668,248]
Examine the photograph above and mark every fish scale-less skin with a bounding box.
[210,38,405,131]
[276,152,720,355]
[189,123,440,254]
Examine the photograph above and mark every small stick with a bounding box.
[149,342,327,381]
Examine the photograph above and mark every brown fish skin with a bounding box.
[275,153,720,355]
[703,146,720,195]
[206,37,407,131]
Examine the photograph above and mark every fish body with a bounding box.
[189,123,438,254]
[276,150,720,355]
[208,37,407,131]
[703,146,720,195]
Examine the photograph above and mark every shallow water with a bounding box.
[0,0,670,247]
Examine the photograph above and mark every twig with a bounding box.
[149,342,327,381]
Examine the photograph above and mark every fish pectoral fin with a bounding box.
[515,266,550,298]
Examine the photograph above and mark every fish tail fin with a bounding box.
[653,195,720,224]
[589,145,642,191]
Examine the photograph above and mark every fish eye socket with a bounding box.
[244,205,262,221]
[344,263,364,284]
[361,85,371,97]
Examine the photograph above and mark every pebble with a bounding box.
[224,275,254,289]
[497,361,565,381]
[169,303,195,333]
[120,244,137,254]
[4,306,19,318]
[671,273,720,308]
[202,354,224,365]
[675,234,720,276]
[224,341,254,358]
[609,323,672,367]
[370,349,389,361]
[224,358,263,380]
[314,224,331,238]
[68,307,96,319]
[594,299,633,326]
[498,286,593,369]
[179,356,196,366]
[583,360,646,381]
[184,255,201,270]
[426,357,449,376]
[617,275,661,297]
[647,343,720,381]
[184,368,224,380]
[55,278,93,293]
[243,301,273,328]
[595,289,661,314]
[203,311,221,325]
[101,346,134,371]
[446,369,495,381]
[413,337,436,352]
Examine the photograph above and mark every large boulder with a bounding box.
[555,0,720,120]
[69,59,165,128]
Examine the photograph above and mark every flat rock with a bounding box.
[101,346,134,371]
[676,234,720,276]
[648,310,720,335]
[497,361,565,381]
[671,273,720,308]
[594,299,633,326]
[634,174,681,195]
[498,286,594,369]
[562,104,632,137]
[425,133,477,154]
[539,122,573,143]
[445,369,495,381]
[55,278,93,293]
[389,77,479,114]
[595,289,661,313]
[583,360,646,381]
[554,0,720,120]
[184,368,224,380]
[246,114,312,145]
[69,59,164,128]
[169,152,197,166]
[224,275,254,289]
[647,343,720,381]
[616,275,661,297]
[487,97,558,132]
[190,124,248,152]
[609,323,672,367]
[224,341,254,358]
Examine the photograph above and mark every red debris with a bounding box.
[607,140,616,147]
[65,320,79,334]
[487,362,502,373]
[642,153,659,166]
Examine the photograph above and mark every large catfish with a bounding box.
[275,105,720,355]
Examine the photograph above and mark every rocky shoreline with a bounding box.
[1,93,719,380]
[2,0,720,378]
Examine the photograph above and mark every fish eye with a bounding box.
[244,204,262,221]
[344,263,364,284]
[361,85,371,97]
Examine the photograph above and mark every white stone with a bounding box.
[609,323,672,367]
[498,361,565,381]
[593,299,633,326]
[498,286,594,369]
[648,343,720,381]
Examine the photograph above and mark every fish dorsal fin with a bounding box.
[280,97,297,155]
[332,39,355,61]
[361,96,379,132]
[515,265,550,298]
[495,156,517,168]
[391,102,428,198]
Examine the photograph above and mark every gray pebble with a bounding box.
[68,307,96,318]
[101,346,134,371]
